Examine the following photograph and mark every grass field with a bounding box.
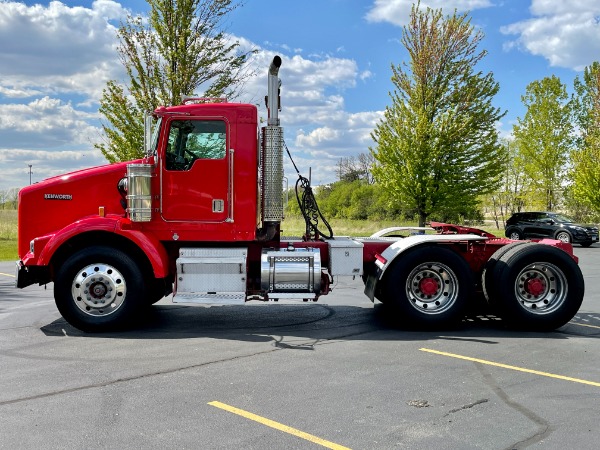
[0,210,18,261]
[281,215,503,237]
[280,215,422,237]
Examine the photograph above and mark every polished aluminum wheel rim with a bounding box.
[71,263,126,316]
[405,262,459,315]
[513,262,567,314]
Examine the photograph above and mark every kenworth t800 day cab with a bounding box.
[15,56,584,332]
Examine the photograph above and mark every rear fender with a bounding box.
[364,234,487,302]
[375,234,488,279]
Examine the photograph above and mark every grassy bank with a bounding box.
[0,210,17,261]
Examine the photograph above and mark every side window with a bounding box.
[165,120,226,171]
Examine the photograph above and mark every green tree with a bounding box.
[484,140,526,228]
[512,76,573,211]
[573,62,600,142]
[570,62,600,213]
[96,0,254,163]
[370,3,506,226]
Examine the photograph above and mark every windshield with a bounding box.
[551,213,575,223]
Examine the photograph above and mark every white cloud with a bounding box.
[0,2,382,190]
[295,111,382,154]
[501,0,600,70]
[297,127,341,148]
[0,147,106,188]
[0,95,105,189]
[366,0,493,26]
[235,49,382,185]
[0,86,44,99]
[0,0,128,101]
[0,97,100,149]
[0,1,129,190]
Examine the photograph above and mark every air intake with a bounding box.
[126,163,153,222]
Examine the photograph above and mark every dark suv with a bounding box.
[505,212,599,247]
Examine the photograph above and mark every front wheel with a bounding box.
[490,244,584,330]
[555,231,571,243]
[507,229,523,240]
[54,246,147,332]
[382,246,473,327]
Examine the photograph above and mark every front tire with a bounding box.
[382,246,473,327]
[490,244,584,330]
[54,246,147,332]
[507,229,523,240]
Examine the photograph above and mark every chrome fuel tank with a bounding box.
[261,247,321,294]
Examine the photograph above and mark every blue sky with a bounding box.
[0,0,599,191]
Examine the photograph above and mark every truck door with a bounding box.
[161,118,230,222]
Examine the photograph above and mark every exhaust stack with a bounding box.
[267,55,282,126]
[260,56,284,227]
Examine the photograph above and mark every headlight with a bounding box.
[29,239,35,255]
[117,177,128,199]
[570,226,587,236]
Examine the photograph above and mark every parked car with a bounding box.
[505,212,599,247]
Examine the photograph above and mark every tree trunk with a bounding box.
[418,210,427,227]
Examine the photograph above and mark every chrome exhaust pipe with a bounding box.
[267,56,282,126]
[260,55,284,225]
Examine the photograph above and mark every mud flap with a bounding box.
[364,269,381,302]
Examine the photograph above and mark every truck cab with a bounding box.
[141,101,261,242]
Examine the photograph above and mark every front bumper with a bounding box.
[15,261,50,288]
[572,233,599,244]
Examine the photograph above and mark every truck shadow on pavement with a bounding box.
[39,302,600,343]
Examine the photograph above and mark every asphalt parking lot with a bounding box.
[1,245,600,450]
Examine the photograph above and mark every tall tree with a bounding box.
[370,3,506,226]
[484,139,526,228]
[512,76,573,211]
[336,153,375,184]
[96,0,254,163]
[570,62,600,214]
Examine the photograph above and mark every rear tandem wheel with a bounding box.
[382,245,473,327]
[484,243,584,330]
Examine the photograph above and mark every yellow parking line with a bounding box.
[570,322,600,330]
[0,272,15,278]
[208,401,351,450]
[420,348,600,387]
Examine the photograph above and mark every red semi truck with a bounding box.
[15,56,584,332]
